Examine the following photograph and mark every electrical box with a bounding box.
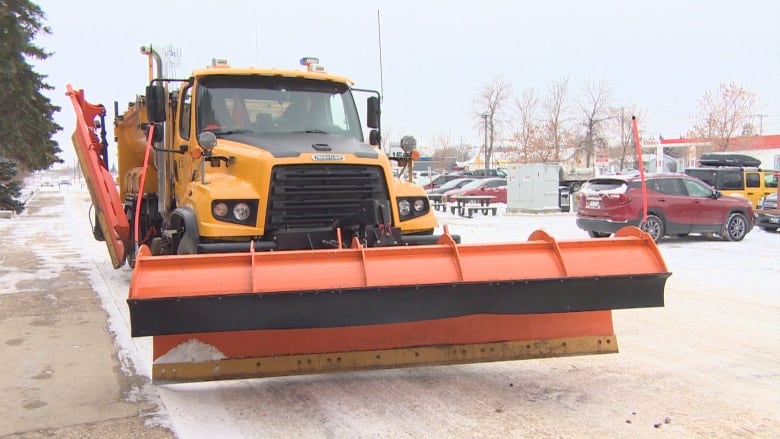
[506,164,561,213]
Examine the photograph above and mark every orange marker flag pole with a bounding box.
[631,116,648,224]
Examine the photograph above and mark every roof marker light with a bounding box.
[300,56,321,72]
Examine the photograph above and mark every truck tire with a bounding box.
[92,208,105,241]
[171,208,200,254]
[177,235,198,254]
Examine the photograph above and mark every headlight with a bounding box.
[398,200,411,216]
[211,199,258,226]
[233,202,251,221]
[213,202,228,217]
[397,197,429,220]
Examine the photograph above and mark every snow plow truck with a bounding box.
[67,48,669,382]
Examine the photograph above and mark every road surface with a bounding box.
[2,189,778,438]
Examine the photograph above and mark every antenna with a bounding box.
[377,9,384,101]
[255,8,259,66]
[162,45,181,78]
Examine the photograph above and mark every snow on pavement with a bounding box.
[4,188,778,438]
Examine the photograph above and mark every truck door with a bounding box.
[175,85,195,203]
[652,177,692,234]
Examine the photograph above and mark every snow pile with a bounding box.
[154,339,227,364]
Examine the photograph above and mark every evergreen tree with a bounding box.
[0,158,24,212]
[0,1,62,171]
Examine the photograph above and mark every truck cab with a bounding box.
[114,59,438,260]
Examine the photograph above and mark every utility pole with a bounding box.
[755,114,767,136]
[482,113,489,171]
[620,108,625,170]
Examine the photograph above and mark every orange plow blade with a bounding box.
[129,227,669,381]
[66,85,129,269]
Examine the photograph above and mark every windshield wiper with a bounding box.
[211,129,254,135]
[296,129,329,134]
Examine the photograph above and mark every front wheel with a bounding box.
[587,230,611,238]
[641,214,664,242]
[722,213,749,241]
[125,246,137,268]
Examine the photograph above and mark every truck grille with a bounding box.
[266,165,389,230]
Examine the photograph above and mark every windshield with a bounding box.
[440,178,473,190]
[195,75,364,141]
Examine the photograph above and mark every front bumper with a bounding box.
[755,209,780,230]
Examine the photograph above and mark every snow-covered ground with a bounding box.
[4,187,779,438]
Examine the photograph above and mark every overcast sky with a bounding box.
[34,0,780,165]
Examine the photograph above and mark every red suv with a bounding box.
[576,173,754,242]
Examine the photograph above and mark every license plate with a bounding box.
[771,217,780,224]
[587,199,600,209]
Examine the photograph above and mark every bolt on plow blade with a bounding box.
[128,227,669,381]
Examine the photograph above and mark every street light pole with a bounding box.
[482,113,489,171]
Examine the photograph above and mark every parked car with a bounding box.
[755,192,779,232]
[464,168,507,178]
[425,174,465,189]
[426,177,476,195]
[684,166,778,208]
[412,170,441,187]
[575,173,754,242]
[457,178,508,203]
[441,177,506,202]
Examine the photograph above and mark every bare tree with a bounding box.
[740,122,757,137]
[608,106,647,171]
[430,133,453,171]
[512,89,557,163]
[430,133,454,153]
[473,75,513,170]
[542,77,572,162]
[691,82,759,151]
[431,133,472,162]
[379,125,396,153]
[510,88,542,163]
[576,79,615,168]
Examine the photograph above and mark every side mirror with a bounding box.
[146,85,167,122]
[713,190,721,199]
[369,129,381,146]
[366,96,380,129]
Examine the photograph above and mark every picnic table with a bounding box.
[427,194,448,212]
[449,195,497,218]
